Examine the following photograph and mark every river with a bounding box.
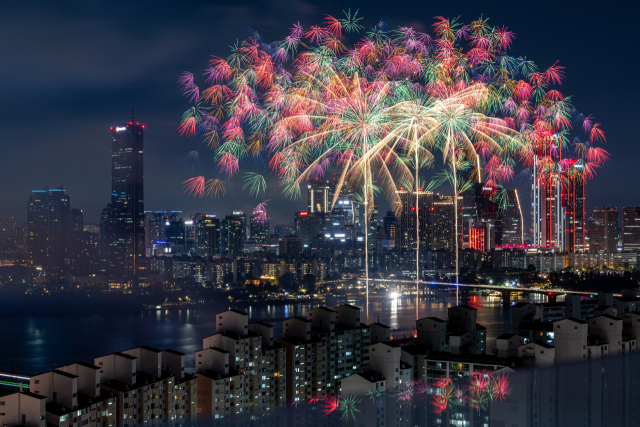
[0,288,552,374]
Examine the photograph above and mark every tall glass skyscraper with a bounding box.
[102,113,146,287]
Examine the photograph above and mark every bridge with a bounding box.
[320,277,611,304]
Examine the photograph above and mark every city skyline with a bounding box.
[0,1,637,226]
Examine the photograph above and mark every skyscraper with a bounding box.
[532,160,585,253]
[382,211,396,247]
[307,177,335,213]
[223,211,246,255]
[563,161,586,253]
[589,207,618,252]
[250,209,270,243]
[622,207,640,252]
[195,215,221,257]
[27,187,72,279]
[102,113,146,287]
[501,190,524,246]
[432,194,463,252]
[395,187,433,252]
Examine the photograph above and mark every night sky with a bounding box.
[1,0,638,226]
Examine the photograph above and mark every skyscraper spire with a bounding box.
[131,109,134,122]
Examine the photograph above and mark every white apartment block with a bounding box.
[196,309,286,419]
[553,318,588,363]
[30,366,117,427]
[307,305,372,394]
[94,347,196,427]
[0,389,47,427]
[275,316,327,402]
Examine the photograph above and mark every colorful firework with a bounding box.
[204,178,226,198]
[182,176,205,197]
[321,394,340,416]
[243,172,267,197]
[177,12,607,292]
[252,200,270,227]
[338,395,361,421]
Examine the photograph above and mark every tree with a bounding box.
[527,264,537,272]
[302,274,317,294]
[279,272,298,294]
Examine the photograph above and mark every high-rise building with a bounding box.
[223,211,246,255]
[432,194,463,252]
[563,161,586,253]
[27,187,72,279]
[195,215,221,257]
[395,187,433,252]
[382,211,396,247]
[102,114,146,286]
[589,207,618,252]
[501,190,524,246]
[532,160,585,253]
[250,210,270,243]
[307,177,335,213]
[622,207,640,252]
[294,211,331,243]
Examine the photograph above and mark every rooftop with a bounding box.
[400,344,429,356]
[226,309,249,316]
[196,369,243,381]
[250,321,274,328]
[425,351,514,366]
[496,333,521,340]
[353,370,385,383]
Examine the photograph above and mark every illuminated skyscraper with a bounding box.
[27,187,72,279]
[588,207,618,252]
[223,211,246,255]
[432,194,463,252]
[102,113,146,287]
[395,187,433,252]
[307,177,335,213]
[501,190,524,246]
[532,159,585,253]
[622,207,640,252]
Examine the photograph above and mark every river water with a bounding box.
[0,288,551,374]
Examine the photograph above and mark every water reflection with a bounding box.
[0,289,546,372]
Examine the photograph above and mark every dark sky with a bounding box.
[1,0,638,226]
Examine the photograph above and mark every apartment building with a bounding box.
[307,305,372,394]
[275,316,327,402]
[0,388,46,427]
[196,309,286,419]
[30,366,116,427]
[94,346,196,427]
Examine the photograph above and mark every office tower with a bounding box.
[195,215,221,257]
[0,216,21,251]
[368,202,379,232]
[473,182,503,246]
[563,161,586,253]
[432,194,463,251]
[461,188,476,249]
[294,211,331,243]
[223,211,246,255]
[589,207,618,252]
[394,187,433,252]
[165,211,185,249]
[382,211,396,247]
[307,177,335,213]
[27,187,72,278]
[501,190,524,246]
[279,235,303,254]
[532,160,585,253]
[622,207,640,251]
[274,224,294,236]
[144,211,166,253]
[250,211,270,243]
[184,218,196,250]
[102,114,146,286]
